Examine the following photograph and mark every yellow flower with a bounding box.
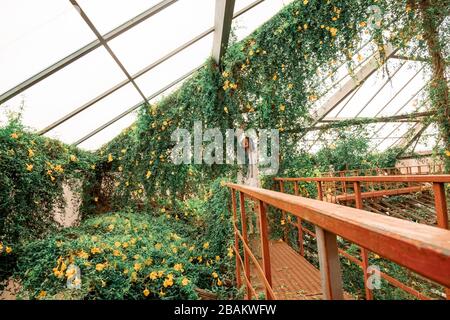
[280,219,286,225]
[143,288,150,297]
[65,268,76,279]
[272,73,278,81]
[144,258,153,266]
[359,21,366,27]
[227,247,234,258]
[5,246,12,254]
[215,256,220,262]
[279,104,285,112]
[303,0,308,4]
[122,242,129,248]
[159,290,166,297]
[91,247,101,254]
[173,263,183,272]
[95,263,106,272]
[78,251,89,259]
[222,71,229,77]
[223,80,230,90]
[134,263,142,272]
[329,27,338,37]
[0,243,3,252]
[118,166,123,172]
[108,153,113,163]
[121,149,127,154]
[53,268,63,278]
[163,277,174,288]
[149,271,158,280]
[70,155,77,162]
[182,278,190,286]
[155,243,162,250]
[38,291,47,299]
[288,83,294,89]
[91,164,96,170]
[107,224,114,232]
[113,250,121,257]
[114,241,121,248]
[146,170,151,179]
[212,272,218,279]
[10,132,18,139]
[28,149,35,157]
[303,23,308,30]
[217,279,223,286]
[26,164,33,172]
[224,106,228,114]
[203,242,209,249]
[445,150,450,157]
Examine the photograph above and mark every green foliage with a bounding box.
[314,131,399,172]
[0,119,98,245]
[201,179,234,258]
[16,211,233,300]
[94,0,406,205]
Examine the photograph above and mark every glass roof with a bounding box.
[0,0,440,155]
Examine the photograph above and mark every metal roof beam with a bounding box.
[38,0,265,135]
[69,0,148,104]
[308,44,397,127]
[74,65,204,146]
[212,0,236,64]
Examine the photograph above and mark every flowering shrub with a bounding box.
[16,211,233,300]
[0,119,98,244]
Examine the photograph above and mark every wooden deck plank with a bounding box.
[269,241,323,300]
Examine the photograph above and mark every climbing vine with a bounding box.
[95,0,419,207]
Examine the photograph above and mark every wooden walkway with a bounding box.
[269,241,323,299]
[249,241,353,300]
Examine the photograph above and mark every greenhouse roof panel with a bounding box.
[0,0,95,94]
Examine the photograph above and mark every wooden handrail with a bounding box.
[319,164,444,177]
[274,174,450,183]
[226,183,450,289]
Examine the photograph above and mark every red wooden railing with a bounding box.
[320,163,444,177]
[227,183,450,300]
[274,174,450,299]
